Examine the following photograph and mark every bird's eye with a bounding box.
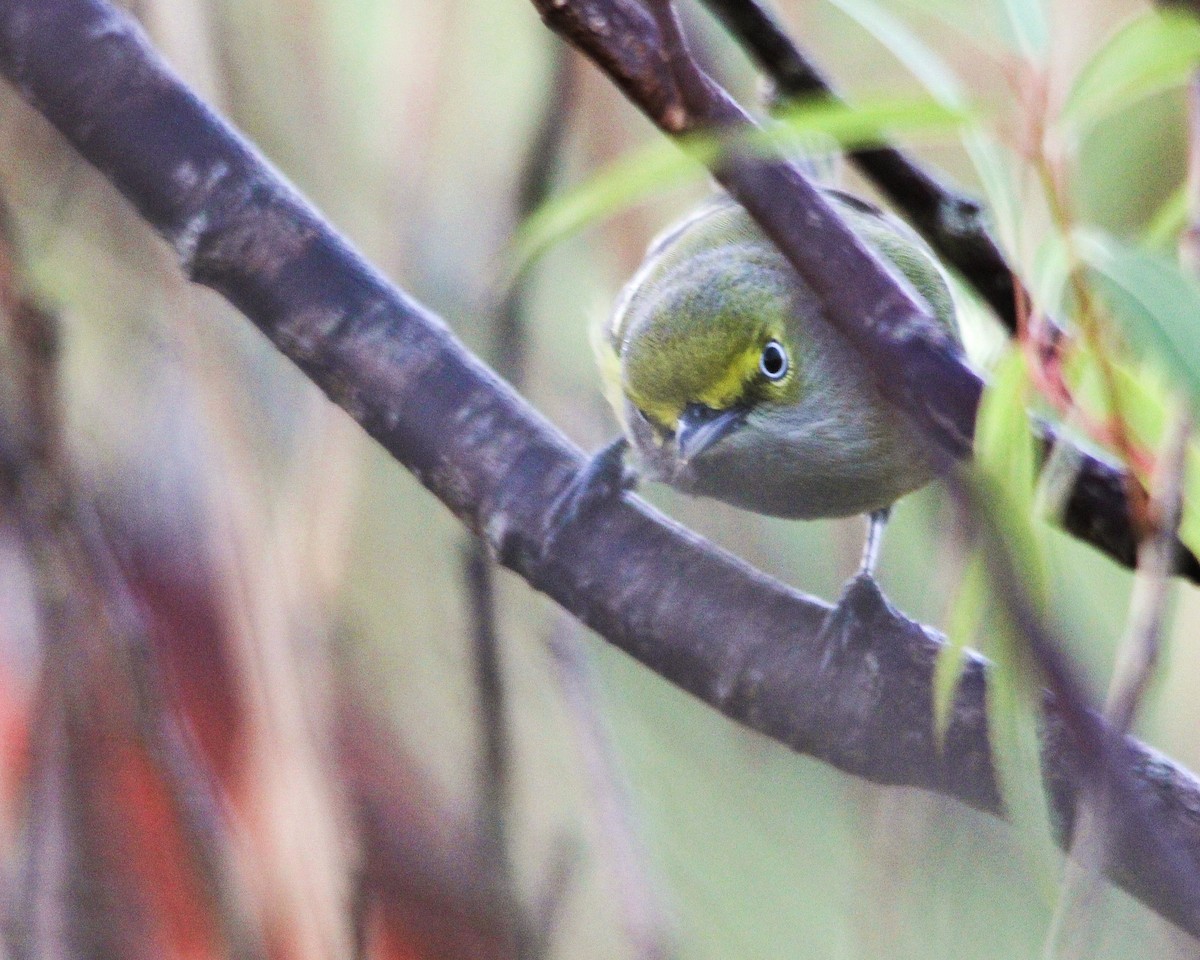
[759,339,789,381]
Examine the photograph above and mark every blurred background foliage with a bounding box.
[1,0,1200,957]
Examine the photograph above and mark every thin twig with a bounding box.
[1043,408,1192,960]
[1106,414,1189,733]
[349,869,369,960]
[6,648,74,960]
[523,833,583,960]
[548,619,678,960]
[462,541,520,957]
[495,43,575,392]
[462,41,578,960]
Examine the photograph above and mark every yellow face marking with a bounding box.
[629,395,683,436]
[625,343,771,435]
[695,345,763,413]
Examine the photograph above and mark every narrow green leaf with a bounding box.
[888,0,1016,55]
[975,349,1048,604]
[822,0,968,107]
[1064,9,1200,138]
[508,96,970,274]
[1142,182,1190,253]
[768,96,968,146]
[986,654,1061,903]
[1075,229,1200,412]
[935,551,984,742]
[945,348,1039,754]
[997,0,1049,59]
[973,350,1060,895]
[820,0,1021,252]
[510,139,697,276]
[1066,347,1200,563]
[1184,447,1200,560]
[1030,232,1071,324]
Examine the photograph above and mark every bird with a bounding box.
[550,187,961,588]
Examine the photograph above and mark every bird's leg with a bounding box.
[818,506,899,662]
[859,506,891,579]
[543,436,636,552]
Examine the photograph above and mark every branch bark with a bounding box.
[3,0,1200,938]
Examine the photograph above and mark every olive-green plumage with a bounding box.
[599,191,960,521]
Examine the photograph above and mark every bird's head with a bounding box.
[618,263,803,463]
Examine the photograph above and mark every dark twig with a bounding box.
[698,0,1026,334]
[1162,0,1200,22]
[462,542,520,957]
[462,40,576,960]
[3,0,1200,935]
[7,652,76,960]
[548,620,678,960]
[494,43,575,392]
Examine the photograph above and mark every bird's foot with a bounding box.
[818,572,902,669]
[543,436,635,554]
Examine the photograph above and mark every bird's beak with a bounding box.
[676,403,745,463]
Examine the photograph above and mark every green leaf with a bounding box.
[972,353,1060,896]
[1030,232,1071,323]
[820,0,1024,252]
[1075,229,1200,412]
[508,96,970,274]
[1184,447,1200,561]
[1064,9,1200,138]
[1065,346,1200,564]
[935,551,984,742]
[986,653,1060,903]
[509,138,697,277]
[769,96,968,145]
[822,0,968,108]
[974,347,1032,496]
[996,0,1048,59]
[975,349,1048,603]
[1108,367,1200,568]
[1142,182,1189,253]
[939,351,1046,748]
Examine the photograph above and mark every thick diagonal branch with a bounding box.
[3,0,1200,937]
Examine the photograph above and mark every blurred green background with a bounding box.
[2,0,1200,956]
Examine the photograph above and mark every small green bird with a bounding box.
[556,189,961,581]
